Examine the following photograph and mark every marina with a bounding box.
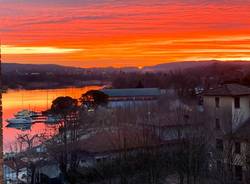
[6,109,59,125]
[3,86,101,152]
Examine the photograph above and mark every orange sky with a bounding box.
[2,0,250,68]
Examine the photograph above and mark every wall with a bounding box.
[232,96,250,131]
[107,100,158,108]
[203,96,233,137]
[204,95,250,183]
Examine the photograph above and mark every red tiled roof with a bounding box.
[75,127,163,154]
[203,84,250,96]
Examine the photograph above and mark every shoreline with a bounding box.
[3,83,109,92]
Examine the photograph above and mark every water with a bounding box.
[2,86,101,152]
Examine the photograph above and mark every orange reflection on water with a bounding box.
[3,86,101,152]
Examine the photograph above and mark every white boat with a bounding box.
[7,117,33,124]
[14,109,38,118]
[6,123,31,131]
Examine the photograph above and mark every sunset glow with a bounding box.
[2,0,250,67]
[2,45,83,54]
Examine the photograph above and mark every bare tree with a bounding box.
[16,133,47,184]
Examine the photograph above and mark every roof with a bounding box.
[101,88,161,97]
[202,84,250,96]
[73,127,163,154]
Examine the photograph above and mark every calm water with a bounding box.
[3,86,101,152]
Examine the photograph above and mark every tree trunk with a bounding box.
[31,166,36,184]
[179,173,184,184]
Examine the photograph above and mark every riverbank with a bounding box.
[3,80,110,91]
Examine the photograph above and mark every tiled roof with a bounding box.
[74,127,162,154]
[101,88,161,97]
[202,84,250,96]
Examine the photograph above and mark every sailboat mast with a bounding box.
[47,89,49,109]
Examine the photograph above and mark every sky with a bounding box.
[1,0,250,68]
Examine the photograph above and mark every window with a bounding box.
[216,139,224,151]
[184,114,189,122]
[215,97,220,108]
[227,163,233,174]
[235,165,243,181]
[96,158,101,163]
[215,118,220,129]
[198,97,203,105]
[234,97,240,109]
[235,142,241,154]
[217,160,223,171]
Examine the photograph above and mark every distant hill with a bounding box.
[3,60,250,74]
[141,60,250,72]
[2,63,85,74]
[141,61,215,72]
[1,63,139,74]
[3,61,250,90]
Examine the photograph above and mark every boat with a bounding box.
[14,109,38,118]
[45,115,61,124]
[6,117,33,124]
[6,123,31,131]
[0,88,7,93]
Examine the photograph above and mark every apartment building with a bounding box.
[202,84,250,183]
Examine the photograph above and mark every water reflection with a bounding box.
[3,86,101,152]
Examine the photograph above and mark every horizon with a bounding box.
[2,59,250,69]
[2,1,250,67]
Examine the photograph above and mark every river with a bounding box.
[2,86,101,152]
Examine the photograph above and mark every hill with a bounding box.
[3,61,250,75]
[141,60,250,73]
[2,63,85,74]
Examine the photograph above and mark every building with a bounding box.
[202,83,250,183]
[3,159,28,184]
[228,119,250,182]
[101,88,161,108]
[69,126,172,167]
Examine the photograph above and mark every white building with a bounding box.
[101,88,161,108]
[202,83,250,182]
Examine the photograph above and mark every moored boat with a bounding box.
[6,123,31,131]
[14,109,39,118]
[6,117,33,124]
[45,115,61,124]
